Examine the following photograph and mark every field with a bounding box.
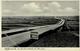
[2,16,79,47]
[28,16,79,47]
[2,16,60,31]
[2,16,79,33]
[17,16,79,47]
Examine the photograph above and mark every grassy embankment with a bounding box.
[28,16,79,47]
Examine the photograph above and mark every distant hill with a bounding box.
[55,16,79,21]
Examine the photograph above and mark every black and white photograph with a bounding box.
[2,0,79,47]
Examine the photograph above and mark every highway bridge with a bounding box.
[2,18,65,47]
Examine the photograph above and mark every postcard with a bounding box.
[0,0,80,51]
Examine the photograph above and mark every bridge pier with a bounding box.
[58,21,71,32]
[55,21,71,32]
[57,27,63,32]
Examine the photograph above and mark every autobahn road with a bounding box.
[2,19,65,47]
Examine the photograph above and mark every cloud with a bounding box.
[2,9,16,15]
[3,9,12,13]
[57,7,76,12]
[44,2,61,13]
[2,1,78,16]
[23,3,39,9]
[50,2,61,8]
[43,7,49,10]
[22,2,43,12]
[65,7,75,12]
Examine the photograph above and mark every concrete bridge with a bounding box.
[2,19,65,47]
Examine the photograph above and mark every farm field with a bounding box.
[19,16,79,47]
[2,16,79,33]
[2,16,59,31]
[2,16,60,31]
[31,16,78,47]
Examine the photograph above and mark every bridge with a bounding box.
[2,19,65,47]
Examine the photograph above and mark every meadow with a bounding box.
[2,16,79,31]
[2,16,60,31]
[28,16,79,47]
[2,16,79,47]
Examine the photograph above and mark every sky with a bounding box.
[2,1,79,16]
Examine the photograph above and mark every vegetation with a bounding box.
[2,16,79,47]
[2,16,60,31]
[28,16,79,47]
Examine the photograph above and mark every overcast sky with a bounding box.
[2,1,79,16]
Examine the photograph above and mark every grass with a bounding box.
[28,31,79,47]
[28,16,79,47]
[2,16,60,31]
[2,16,79,47]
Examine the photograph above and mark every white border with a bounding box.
[0,0,80,51]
